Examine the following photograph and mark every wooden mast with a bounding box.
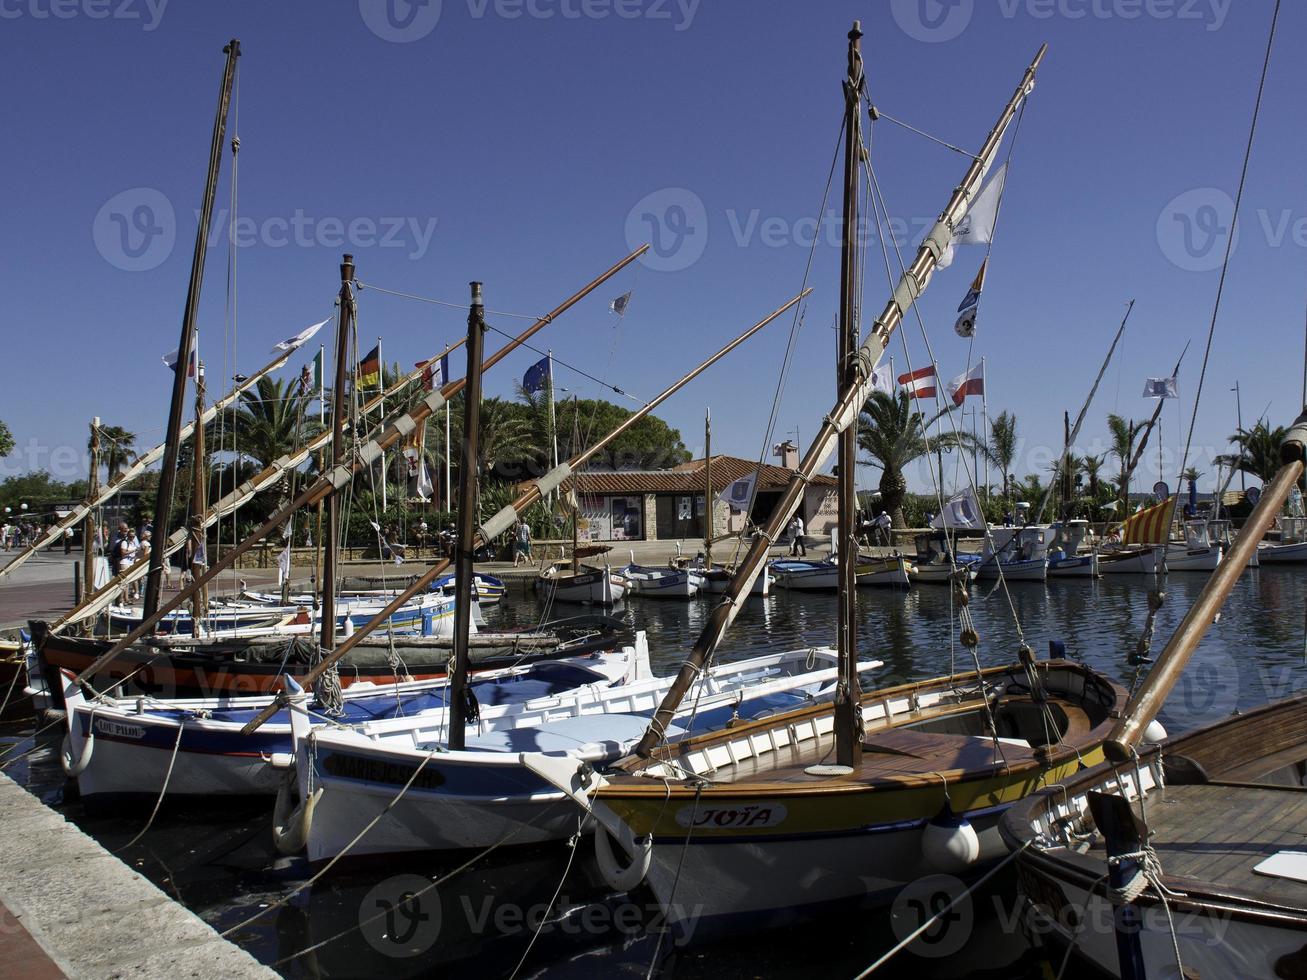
[142,39,241,619]
[321,254,355,652]
[189,362,209,631]
[77,247,652,687]
[704,407,713,569]
[834,21,865,768]
[1105,410,1307,761]
[236,290,806,735]
[633,40,1048,759]
[82,419,100,606]
[449,283,488,750]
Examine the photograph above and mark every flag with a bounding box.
[311,347,324,389]
[938,164,1006,269]
[869,358,894,395]
[947,363,985,407]
[357,344,381,387]
[610,291,632,316]
[523,355,551,394]
[418,357,444,392]
[277,544,292,586]
[298,364,312,397]
[930,487,985,530]
[1121,496,1176,545]
[1143,377,1178,399]
[897,365,938,400]
[272,317,329,353]
[718,472,757,512]
[954,260,987,338]
[416,460,433,502]
[162,334,198,377]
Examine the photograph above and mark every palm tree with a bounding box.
[1083,453,1106,500]
[982,411,1019,502]
[857,390,975,527]
[209,377,317,520]
[1222,422,1285,483]
[1107,414,1137,510]
[96,425,137,482]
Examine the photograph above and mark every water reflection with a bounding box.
[8,567,1307,977]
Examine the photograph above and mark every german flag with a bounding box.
[357,344,381,388]
[1121,496,1176,546]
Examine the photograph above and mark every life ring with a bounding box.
[61,724,94,777]
[593,821,652,892]
[272,767,322,856]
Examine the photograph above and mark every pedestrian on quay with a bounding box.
[108,522,128,576]
[874,511,892,547]
[119,528,140,601]
[789,515,806,557]
[514,519,532,566]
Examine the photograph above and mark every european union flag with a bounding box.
[523,355,551,393]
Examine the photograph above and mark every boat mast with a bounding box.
[190,363,209,631]
[235,290,805,735]
[142,39,241,620]
[704,407,713,568]
[322,254,355,651]
[82,418,100,607]
[834,21,865,768]
[449,282,488,750]
[1034,300,1134,523]
[633,40,1047,760]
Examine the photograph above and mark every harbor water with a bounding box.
[4,567,1306,978]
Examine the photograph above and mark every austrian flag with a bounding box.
[947,363,985,407]
[897,365,938,400]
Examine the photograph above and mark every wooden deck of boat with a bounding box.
[697,703,1094,786]
[1092,783,1307,911]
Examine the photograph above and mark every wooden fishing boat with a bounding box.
[287,647,885,862]
[535,561,627,605]
[29,615,632,705]
[1259,515,1307,564]
[1047,521,1100,578]
[1098,545,1163,575]
[999,395,1307,979]
[55,640,648,804]
[977,526,1050,582]
[908,532,979,584]
[527,28,1132,942]
[695,561,772,595]
[622,562,701,598]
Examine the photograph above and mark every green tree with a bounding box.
[97,425,137,482]
[0,420,13,459]
[1107,414,1137,509]
[1221,421,1285,484]
[981,411,1019,503]
[857,391,975,527]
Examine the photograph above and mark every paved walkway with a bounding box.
[0,771,275,979]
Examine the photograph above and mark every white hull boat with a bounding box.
[622,564,700,598]
[535,564,626,605]
[1047,552,1099,577]
[1098,547,1162,575]
[976,557,1048,581]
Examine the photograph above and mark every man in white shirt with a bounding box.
[789,516,806,556]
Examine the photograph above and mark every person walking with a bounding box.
[789,515,806,557]
[873,511,892,547]
[119,528,140,601]
[514,519,532,566]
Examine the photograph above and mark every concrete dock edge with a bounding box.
[0,770,276,979]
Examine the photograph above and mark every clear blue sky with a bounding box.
[2,0,1301,497]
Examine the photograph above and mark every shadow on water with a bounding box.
[6,566,1307,975]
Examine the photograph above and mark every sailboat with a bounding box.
[526,26,1127,939]
[1000,410,1307,979]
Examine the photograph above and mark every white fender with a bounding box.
[593,821,652,893]
[1143,720,1168,744]
[921,808,981,872]
[59,670,94,777]
[272,766,322,856]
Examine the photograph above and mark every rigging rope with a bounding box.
[1174,0,1281,491]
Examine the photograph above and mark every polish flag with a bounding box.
[947,362,985,406]
[896,365,938,400]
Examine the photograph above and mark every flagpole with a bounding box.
[318,343,325,427]
[378,335,387,512]
[981,356,990,498]
[547,349,558,507]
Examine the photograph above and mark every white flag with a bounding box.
[416,460,433,502]
[717,473,757,512]
[938,164,1007,269]
[273,318,329,353]
[930,487,985,530]
[1142,377,1178,399]
[869,358,894,395]
[277,544,292,586]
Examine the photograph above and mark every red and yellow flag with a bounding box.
[357,344,381,388]
[1121,496,1176,546]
